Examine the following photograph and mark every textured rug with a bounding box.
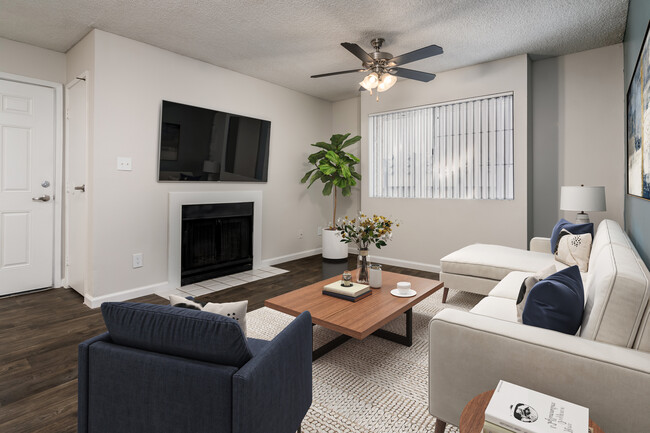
[246,288,483,433]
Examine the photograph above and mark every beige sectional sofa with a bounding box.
[439,237,556,301]
[429,220,650,433]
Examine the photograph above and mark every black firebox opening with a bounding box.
[181,202,253,286]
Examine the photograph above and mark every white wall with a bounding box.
[330,96,361,224]
[0,37,66,83]
[532,44,625,235]
[78,30,332,301]
[66,31,96,296]
[360,55,531,271]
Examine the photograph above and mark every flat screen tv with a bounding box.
[158,100,270,182]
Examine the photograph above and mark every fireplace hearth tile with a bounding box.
[233,275,263,283]
[183,286,213,296]
[157,266,289,301]
[262,267,289,275]
[198,281,231,291]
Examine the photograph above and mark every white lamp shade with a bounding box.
[560,186,606,212]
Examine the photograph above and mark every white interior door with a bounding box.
[0,79,56,295]
[65,77,88,296]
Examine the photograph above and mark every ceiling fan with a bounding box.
[311,38,443,96]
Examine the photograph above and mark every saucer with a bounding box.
[390,288,416,298]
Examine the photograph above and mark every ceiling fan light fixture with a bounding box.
[360,72,379,91]
[377,74,397,92]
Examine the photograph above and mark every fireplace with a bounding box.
[181,202,253,285]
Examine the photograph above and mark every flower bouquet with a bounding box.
[336,213,398,283]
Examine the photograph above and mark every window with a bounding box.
[369,93,514,200]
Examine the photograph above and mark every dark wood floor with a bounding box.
[0,254,438,433]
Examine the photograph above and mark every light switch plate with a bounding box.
[117,157,132,171]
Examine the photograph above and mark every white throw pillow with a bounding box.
[516,276,538,323]
[169,294,203,310]
[169,295,248,336]
[203,301,248,336]
[555,229,592,272]
[535,264,557,280]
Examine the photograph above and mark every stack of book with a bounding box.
[322,281,371,302]
[483,380,589,433]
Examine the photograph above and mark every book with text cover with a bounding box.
[485,381,589,433]
[483,420,515,433]
[323,281,370,297]
[322,290,372,302]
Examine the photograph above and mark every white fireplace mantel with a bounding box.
[167,191,263,289]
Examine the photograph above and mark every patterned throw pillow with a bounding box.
[555,229,592,272]
[550,219,594,253]
[170,295,248,336]
[203,301,248,336]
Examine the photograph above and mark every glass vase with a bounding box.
[357,248,369,284]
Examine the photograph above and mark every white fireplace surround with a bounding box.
[168,191,263,289]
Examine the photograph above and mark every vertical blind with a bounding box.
[369,93,514,200]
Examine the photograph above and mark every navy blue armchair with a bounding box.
[78,302,312,433]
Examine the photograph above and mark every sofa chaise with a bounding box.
[439,236,556,302]
[430,219,650,433]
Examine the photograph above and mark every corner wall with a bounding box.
[360,55,531,271]
[73,30,333,301]
[331,96,361,223]
[532,44,625,236]
[624,0,650,265]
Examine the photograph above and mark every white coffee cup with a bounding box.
[396,281,411,295]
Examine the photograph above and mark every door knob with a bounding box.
[32,194,51,202]
[74,185,85,192]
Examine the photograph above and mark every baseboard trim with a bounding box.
[367,255,441,273]
[84,281,169,309]
[82,249,436,308]
[260,248,322,267]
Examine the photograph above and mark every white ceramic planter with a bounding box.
[321,229,348,260]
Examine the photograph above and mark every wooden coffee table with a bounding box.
[264,271,444,360]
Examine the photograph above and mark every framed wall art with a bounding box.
[627,20,650,199]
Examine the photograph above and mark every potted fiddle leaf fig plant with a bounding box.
[301,133,361,260]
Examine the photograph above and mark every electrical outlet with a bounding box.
[317,226,322,236]
[297,229,304,239]
[117,157,132,171]
[132,253,143,268]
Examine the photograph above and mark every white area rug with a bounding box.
[246,288,483,433]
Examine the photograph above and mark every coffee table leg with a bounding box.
[312,309,413,361]
[371,308,413,346]
[312,333,352,361]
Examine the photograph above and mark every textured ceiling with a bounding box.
[0,0,628,101]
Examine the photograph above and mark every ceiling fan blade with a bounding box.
[392,68,437,82]
[390,44,443,66]
[341,42,374,63]
[311,69,365,78]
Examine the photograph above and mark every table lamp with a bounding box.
[560,185,606,223]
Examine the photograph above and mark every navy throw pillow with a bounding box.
[550,219,594,253]
[522,265,584,335]
[101,302,252,367]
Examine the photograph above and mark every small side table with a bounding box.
[459,390,604,433]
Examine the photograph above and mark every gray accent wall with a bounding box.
[624,0,650,265]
